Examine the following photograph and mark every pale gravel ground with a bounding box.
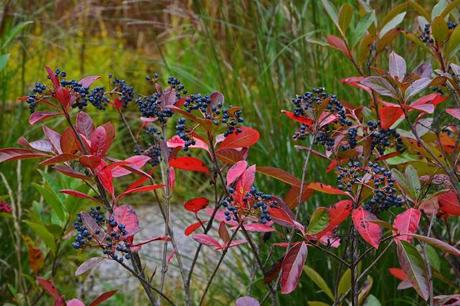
[82,204,229,302]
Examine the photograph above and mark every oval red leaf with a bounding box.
[184,197,209,213]
[280,242,308,294]
[218,126,260,151]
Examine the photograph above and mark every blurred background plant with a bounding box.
[0,0,457,305]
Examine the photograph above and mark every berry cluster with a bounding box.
[113,79,135,107]
[182,93,245,137]
[175,118,195,151]
[72,207,133,263]
[290,88,352,145]
[26,82,47,113]
[347,127,358,149]
[337,161,363,192]
[419,24,434,45]
[136,92,174,122]
[314,128,335,150]
[368,121,404,154]
[364,162,404,212]
[87,87,109,110]
[61,79,90,110]
[222,186,273,224]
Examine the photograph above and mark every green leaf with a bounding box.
[33,183,66,223]
[304,266,334,301]
[379,12,406,38]
[24,221,56,254]
[397,241,430,301]
[431,16,449,43]
[447,25,460,57]
[364,294,382,306]
[426,245,441,271]
[338,268,351,296]
[321,0,339,30]
[307,207,329,235]
[338,3,353,34]
[405,165,421,197]
[351,12,376,47]
[0,54,9,71]
[431,0,447,20]
[1,21,33,50]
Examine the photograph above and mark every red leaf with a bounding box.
[226,160,248,186]
[45,66,60,88]
[60,127,79,155]
[79,155,102,169]
[55,87,71,109]
[282,111,314,127]
[192,233,222,249]
[257,166,301,187]
[218,239,247,250]
[268,207,296,228]
[341,76,371,93]
[184,197,209,213]
[217,126,260,151]
[29,112,60,125]
[280,242,308,294]
[411,93,446,107]
[96,161,114,195]
[89,290,117,306]
[90,126,108,157]
[216,148,247,164]
[218,221,231,242]
[40,154,76,166]
[76,112,94,139]
[389,267,408,281]
[79,75,101,88]
[393,208,421,243]
[0,148,49,163]
[326,35,352,58]
[18,137,53,153]
[169,157,209,173]
[53,165,89,179]
[438,190,460,216]
[242,223,275,232]
[111,155,151,177]
[75,257,106,276]
[185,222,203,236]
[315,200,352,238]
[446,108,460,120]
[118,184,163,200]
[43,126,62,154]
[352,207,382,249]
[239,165,256,196]
[60,189,99,202]
[167,135,209,151]
[114,205,140,237]
[379,104,404,129]
[37,277,65,306]
[307,182,348,195]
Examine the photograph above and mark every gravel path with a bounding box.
[83,204,223,302]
